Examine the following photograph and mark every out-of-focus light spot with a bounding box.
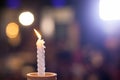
[8,34,21,47]
[21,66,35,77]
[6,22,19,39]
[54,8,74,23]
[72,64,85,76]
[90,52,103,68]
[52,0,66,8]
[40,15,55,38]
[19,11,34,26]
[105,37,119,50]
[88,74,99,80]
[6,0,20,9]
[5,56,24,71]
[99,0,120,20]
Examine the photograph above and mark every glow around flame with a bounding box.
[34,29,41,39]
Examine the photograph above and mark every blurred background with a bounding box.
[0,0,120,80]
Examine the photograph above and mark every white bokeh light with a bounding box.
[19,11,34,26]
[40,15,55,38]
[99,0,120,20]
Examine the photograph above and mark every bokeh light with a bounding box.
[6,22,21,46]
[40,15,55,38]
[19,11,34,26]
[6,22,19,39]
[99,0,120,20]
[6,0,21,9]
[5,56,24,71]
[90,51,104,68]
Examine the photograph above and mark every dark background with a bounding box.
[0,0,120,80]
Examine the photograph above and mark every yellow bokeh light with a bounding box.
[19,11,34,26]
[6,22,19,39]
[8,34,21,47]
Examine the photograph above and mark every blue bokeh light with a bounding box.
[6,0,20,9]
[52,0,66,8]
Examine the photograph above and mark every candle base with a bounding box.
[27,72,57,80]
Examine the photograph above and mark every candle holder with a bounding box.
[27,72,57,80]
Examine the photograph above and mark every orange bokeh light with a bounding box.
[6,22,19,39]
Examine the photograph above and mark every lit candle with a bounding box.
[34,29,46,76]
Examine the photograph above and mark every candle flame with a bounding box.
[34,29,41,39]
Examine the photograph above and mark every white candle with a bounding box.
[34,29,46,76]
